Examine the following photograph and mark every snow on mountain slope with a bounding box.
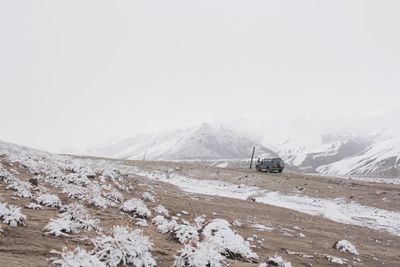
[89,123,276,160]
[269,134,374,172]
[218,118,375,172]
[317,129,400,177]
[90,119,400,178]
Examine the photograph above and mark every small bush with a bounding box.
[0,203,26,227]
[120,199,151,219]
[36,193,62,208]
[51,247,105,267]
[92,225,156,267]
[174,242,226,267]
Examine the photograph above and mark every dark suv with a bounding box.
[255,158,285,173]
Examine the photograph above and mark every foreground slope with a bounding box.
[1,140,400,266]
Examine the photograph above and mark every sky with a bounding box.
[0,1,399,153]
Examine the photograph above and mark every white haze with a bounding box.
[0,1,399,153]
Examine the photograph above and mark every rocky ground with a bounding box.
[0,143,399,266]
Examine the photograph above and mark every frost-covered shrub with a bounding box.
[92,225,156,267]
[0,203,26,227]
[26,203,43,210]
[120,198,151,219]
[153,205,170,217]
[77,166,96,178]
[6,179,33,198]
[0,170,33,198]
[334,240,359,255]
[40,174,67,189]
[142,192,155,202]
[62,184,88,200]
[232,219,243,228]
[44,203,100,236]
[174,242,226,267]
[113,181,129,192]
[106,190,124,203]
[64,173,91,186]
[153,215,199,244]
[87,194,110,210]
[326,255,345,264]
[174,223,199,244]
[99,168,120,183]
[152,215,178,234]
[0,169,11,180]
[36,193,62,207]
[265,254,292,267]
[44,217,80,237]
[202,219,258,262]
[59,203,87,220]
[51,247,105,267]
[61,161,96,178]
[61,203,99,230]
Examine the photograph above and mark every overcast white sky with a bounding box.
[1,1,399,152]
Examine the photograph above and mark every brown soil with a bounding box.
[0,158,399,267]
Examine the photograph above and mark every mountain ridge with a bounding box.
[88,122,400,178]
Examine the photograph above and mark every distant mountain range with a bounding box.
[89,123,276,161]
[89,121,400,178]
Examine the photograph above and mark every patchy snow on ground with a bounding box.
[127,168,261,200]
[334,240,359,255]
[26,203,43,210]
[128,167,400,236]
[216,162,228,168]
[263,254,293,267]
[282,249,313,259]
[307,172,400,185]
[326,255,345,264]
[255,192,400,236]
[252,224,273,232]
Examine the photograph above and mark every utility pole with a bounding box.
[143,148,148,161]
[249,146,255,169]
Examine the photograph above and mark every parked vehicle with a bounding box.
[255,158,285,173]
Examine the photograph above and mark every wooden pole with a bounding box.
[143,148,147,161]
[249,146,255,169]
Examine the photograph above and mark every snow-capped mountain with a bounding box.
[89,123,276,160]
[217,118,399,177]
[269,133,374,173]
[89,120,400,178]
[317,129,400,177]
